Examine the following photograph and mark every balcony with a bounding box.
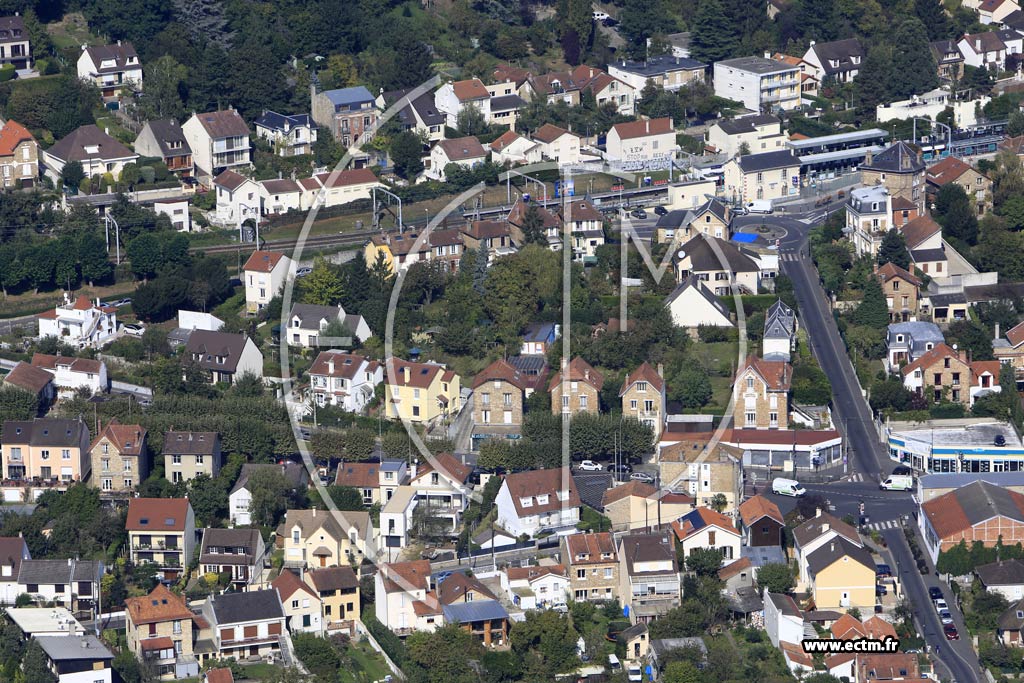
[220,634,280,648]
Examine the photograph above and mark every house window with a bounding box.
[630,400,637,410]
[196,454,204,465]
[746,377,754,389]
[745,412,756,425]
[604,568,613,579]
[579,395,588,408]
[577,569,586,579]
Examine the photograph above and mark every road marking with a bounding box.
[865,519,902,531]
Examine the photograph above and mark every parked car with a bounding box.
[653,205,668,216]
[577,460,604,472]
[630,208,647,219]
[551,602,569,613]
[875,584,887,597]
[928,587,943,601]
[943,624,959,640]
[630,471,656,484]
[939,610,954,625]
[610,463,633,476]
[875,564,892,578]
[123,323,145,337]
[296,267,313,277]
[627,665,643,682]
[114,298,132,307]
[934,599,948,612]
[602,16,619,26]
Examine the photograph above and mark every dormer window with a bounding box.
[537,494,549,505]
[84,145,100,155]
[637,382,647,392]
[520,497,533,507]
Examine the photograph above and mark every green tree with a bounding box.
[915,0,953,40]
[756,563,795,593]
[247,468,293,527]
[300,257,344,306]
[689,0,739,63]
[798,0,837,41]
[187,474,228,526]
[390,130,425,179]
[1009,111,1024,138]
[934,183,978,246]
[291,633,341,680]
[126,234,163,281]
[138,55,187,120]
[62,161,85,191]
[669,363,712,409]
[405,624,484,683]
[891,19,939,99]
[618,0,669,60]
[685,547,723,577]
[947,319,994,360]
[556,0,592,64]
[851,278,890,329]
[854,46,893,113]
[0,385,39,424]
[510,610,578,677]
[520,203,548,245]
[456,104,489,137]
[22,638,56,683]
[324,485,365,510]
[709,493,728,513]
[663,660,700,683]
[877,230,911,270]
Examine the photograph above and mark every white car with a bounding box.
[934,599,948,612]
[551,602,569,613]
[630,471,655,484]
[577,460,603,471]
[123,323,145,337]
[939,610,954,625]
[627,665,643,682]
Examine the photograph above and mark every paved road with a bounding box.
[776,224,981,683]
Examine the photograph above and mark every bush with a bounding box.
[697,324,730,343]
[0,64,15,82]
[930,402,966,419]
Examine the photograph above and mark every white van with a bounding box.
[772,478,806,497]
[627,664,643,682]
[592,10,610,20]
[608,654,621,672]
[745,199,774,214]
[880,474,913,491]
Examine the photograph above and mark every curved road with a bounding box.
[742,209,980,683]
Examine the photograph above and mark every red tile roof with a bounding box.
[0,120,33,157]
[926,156,976,186]
[386,359,454,389]
[900,215,942,249]
[213,169,250,192]
[602,481,657,506]
[490,130,524,152]
[740,354,791,391]
[619,361,664,396]
[126,498,191,531]
[672,506,738,541]
[4,362,53,394]
[125,584,193,625]
[309,351,378,380]
[533,123,575,144]
[243,250,285,273]
[1007,320,1024,348]
[314,167,378,188]
[472,358,531,391]
[90,421,146,457]
[335,462,381,488]
[923,481,1024,540]
[503,467,581,517]
[452,78,489,102]
[380,559,432,593]
[876,262,921,287]
[718,556,752,580]
[548,357,604,392]
[414,452,472,485]
[272,568,317,600]
[205,668,235,683]
[611,117,673,140]
[506,564,567,582]
[901,343,965,377]
[140,636,173,651]
[437,136,486,161]
[564,532,617,564]
[739,495,783,526]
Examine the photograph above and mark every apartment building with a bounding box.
[561,533,619,603]
[126,498,196,582]
[1,418,91,483]
[163,431,222,484]
[549,357,603,416]
[733,355,791,430]
[89,422,147,493]
[713,56,801,112]
[619,362,666,439]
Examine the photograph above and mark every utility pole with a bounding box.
[104,214,121,264]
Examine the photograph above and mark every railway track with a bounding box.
[190,228,379,255]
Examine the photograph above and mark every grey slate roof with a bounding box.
[230,462,308,495]
[289,303,342,330]
[768,591,801,617]
[806,536,874,575]
[163,431,219,456]
[717,56,795,74]
[977,559,1024,587]
[442,599,509,623]
[383,88,446,128]
[143,119,192,158]
[650,637,708,658]
[998,597,1024,631]
[200,527,261,562]
[185,330,253,373]
[955,481,1024,527]
[2,418,88,447]
[490,94,526,112]
[665,276,731,318]
[809,39,865,76]
[910,248,947,263]
[736,149,801,173]
[610,54,707,77]
[18,559,103,585]
[36,635,113,662]
[47,125,136,164]
[861,141,924,173]
[253,111,314,132]
[676,234,759,273]
[210,588,283,624]
[321,86,375,109]
[764,299,796,340]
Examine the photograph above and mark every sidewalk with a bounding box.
[774,174,861,212]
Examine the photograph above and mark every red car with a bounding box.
[944,624,960,640]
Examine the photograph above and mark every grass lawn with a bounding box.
[237,662,280,680]
[46,13,98,51]
[0,280,139,320]
[340,641,392,683]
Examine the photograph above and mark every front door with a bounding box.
[319,556,326,567]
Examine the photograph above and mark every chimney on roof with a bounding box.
[764,51,771,60]
[996,323,1001,341]
[328,358,335,374]
[815,507,822,518]
[829,541,835,553]
[865,149,873,165]
[823,522,829,533]
[657,363,664,378]
[645,120,650,134]
[403,365,411,383]
[976,39,982,52]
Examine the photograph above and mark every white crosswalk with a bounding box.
[779,252,804,262]
[846,472,867,483]
[864,519,902,532]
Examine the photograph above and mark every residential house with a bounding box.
[425,228,465,273]
[200,589,285,660]
[407,453,473,536]
[253,111,316,157]
[259,178,302,215]
[17,559,103,612]
[472,359,532,443]
[89,421,146,493]
[801,39,865,83]
[36,635,114,683]
[847,185,893,257]
[792,510,862,590]
[979,0,1021,24]
[920,480,1024,562]
[734,355,790,429]
[312,86,377,152]
[306,565,360,633]
[2,362,54,405]
[722,149,801,204]
[229,462,308,526]
[374,560,442,635]
[620,362,666,439]
[926,156,991,215]
[738,495,784,546]
[608,55,706,92]
[559,199,605,263]
[520,323,559,356]
[0,15,30,69]
[134,119,193,177]
[307,350,382,412]
[605,117,676,167]
[278,508,371,568]
[959,31,1009,69]
[601,481,693,532]
[435,78,492,128]
[805,536,875,609]
[494,467,581,538]
[562,533,619,603]
[184,330,264,384]
[0,536,30,605]
[182,109,251,178]
[504,564,569,610]
[876,262,922,323]
[664,276,734,330]
[617,531,681,624]
[286,303,372,349]
[1,417,91,482]
[438,573,510,647]
[931,40,965,81]
[37,295,118,348]
[672,506,742,562]
[199,528,266,588]
[204,668,234,683]
[900,215,945,277]
[243,250,293,314]
[508,197,562,250]
[859,142,926,212]
[977,559,1024,601]
[719,557,755,593]
[272,569,321,634]
[154,198,192,231]
[32,353,107,397]
[363,231,432,273]
[0,119,38,189]
[426,136,487,181]
[762,299,796,361]
[306,168,381,208]
[526,70,581,106]
[532,124,583,165]
[125,584,200,679]
[705,114,785,158]
[489,130,541,166]
[213,169,260,226]
[901,342,999,406]
[885,321,943,370]
[999,596,1024,645]
[163,431,221,484]
[384,358,461,424]
[569,65,635,116]
[377,88,445,142]
[42,125,139,181]
[892,195,921,227]
[764,590,804,647]
[77,42,142,101]
[655,198,733,245]
[549,356,603,416]
[460,220,519,262]
[658,438,742,510]
[713,56,802,112]
[995,320,1024,371]
[126,498,196,581]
